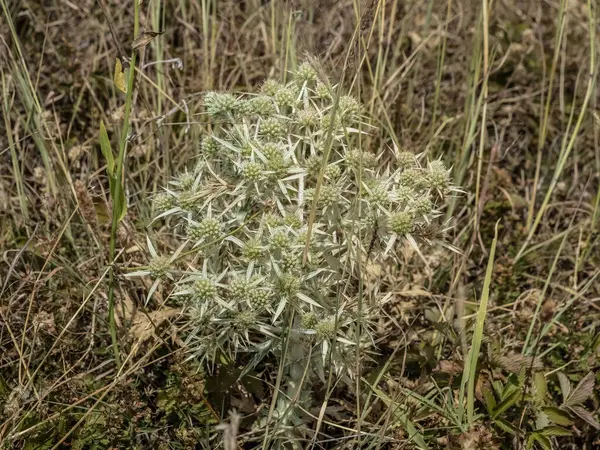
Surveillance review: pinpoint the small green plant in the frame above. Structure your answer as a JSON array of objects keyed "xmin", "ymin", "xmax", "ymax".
[
  {"xmin": 480, "ymin": 369, "xmax": 599, "ymax": 449},
  {"xmin": 133, "ymin": 61, "xmax": 456, "ymax": 442}
]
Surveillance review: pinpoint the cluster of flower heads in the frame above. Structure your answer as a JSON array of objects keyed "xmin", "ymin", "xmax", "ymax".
[{"xmin": 142, "ymin": 62, "xmax": 456, "ymax": 382}]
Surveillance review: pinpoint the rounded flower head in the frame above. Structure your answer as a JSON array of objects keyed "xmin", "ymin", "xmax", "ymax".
[
  {"xmin": 149, "ymin": 255, "xmax": 171, "ymax": 279},
  {"xmin": 188, "ymin": 218, "xmax": 222, "ymax": 242},
  {"xmin": 192, "ymin": 278, "xmax": 217, "ymax": 303},
  {"xmin": 296, "ymin": 62, "xmax": 317, "ymax": 82},
  {"xmin": 153, "ymin": 192, "xmax": 174, "ymax": 213},
  {"xmin": 234, "ymin": 310, "xmax": 257, "ymax": 330},
  {"xmin": 317, "ymin": 184, "xmax": 341, "ymax": 207},
  {"xmin": 397, "ymin": 151, "xmax": 417, "ymax": 169},
  {"xmin": 260, "ymin": 117, "xmax": 286, "ymax": 139},
  {"xmin": 395, "ymin": 185, "xmax": 414, "ymax": 206},
  {"xmin": 410, "ymin": 196, "xmax": 433, "ymax": 216},
  {"xmin": 315, "ymin": 82, "xmax": 330, "ymax": 100},
  {"xmin": 261, "ymin": 79, "xmax": 282, "ymax": 96},
  {"xmin": 242, "ymin": 238, "xmax": 263, "ymax": 261},
  {"xmin": 301, "ymin": 312, "xmax": 318, "ymax": 329},
  {"xmin": 346, "ymin": 149, "xmax": 376, "ymax": 170},
  {"xmin": 270, "ymin": 231, "xmax": 291, "ymax": 250},
  {"xmin": 229, "ymin": 277, "xmax": 250, "ymax": 301},
  {"xmin": 240, "ymin": 95, "xmax": 276, "ymax": 117},
  {"xmin": 398, "ymin": 168, "xmax": 424, "ymax": 188},
  {"xmin": 315, "ymin": 318, "xmax": 336, "ymax": 339},
  {"xmin": 426, "ymin": 160, "xmax": 450, "ymax": 190},
  {"xmin": 284, "ymin": 213, "xmax": 302, "ymax": 229},
  {"xmin": 389, "ymin": 211, "xmax": 414, "ymax": 236},
  {"xmin": 367, "ymin": 182, "xmax": 389, "ymax": 206},
  {"xmin": 200, "ymin": 135, "xmax": 220, "ymax": 155},
  {"xmin": 297, "ymin": 108, "xmax": 319, "ymax": 128},
  {"xmin": 249, "ymin": 288, "xmax": 272, "ymax": 311},
  {"xmin": 277, "ymin": 273, "xmax": 300, "ymax": 297},
  {"xmin": 177, "ymin": 191, "xmax": 198, "ymax": 211},
  {"xmin": 338, "ymin": 95, "xmax": 360, "ymax": 125},
  {"xmin": 274, "ymin": 85, "xmax": 299, "ymax": 108},
  {"xmin": 242, "ymin": 161, "xmax": 264, "ymax": 182},
  {"xmin": 264, "ymin": 212, "xmax": 283, "ymax": 228},
  {"xmin": 281, "ymin": 251, "xmax": 300, "ymax": 271},
  {"xmin": 177, "ymin": 171, "xmax": 196, "ymax": 190},
  {"xmin": 321, "ymin": 112, "xmax": 341, "ymax": 130},
  {"xmin": 204, "ymin": 91, "xmax": 239, "ymax": 117},
  {"xmin": 324, "ymin": 164, "xmax": 341, "ymax": 180},
  {"xmin": 305, "ymin": 154, "xmax": 323, "ymax": 176}
]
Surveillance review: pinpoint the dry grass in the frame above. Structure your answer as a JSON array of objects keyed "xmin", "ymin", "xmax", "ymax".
[{"xmin": 1, "ymin": 0, "xmax": 599, "ymax": 448}]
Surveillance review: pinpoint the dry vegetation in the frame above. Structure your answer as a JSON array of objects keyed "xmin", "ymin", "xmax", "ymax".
[{"xmin": 1, "ymin": 0, "xmax": 599, "ymax": 448}]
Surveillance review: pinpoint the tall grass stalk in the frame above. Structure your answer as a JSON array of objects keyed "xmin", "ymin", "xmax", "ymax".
[
  {"xmin": 515, "ymin": 0, "xmax": 596, "ymax": 261},
  {"xmin": 107, "ymin": 0, "xmax": 141, "ymax": 367}
]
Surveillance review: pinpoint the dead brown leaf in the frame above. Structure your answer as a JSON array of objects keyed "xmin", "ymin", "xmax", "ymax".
[
  {"xmin": 132, "ymin": 31, "xmax": 165, "ymax": 51},
  {"xmin": 130, "ymin": 307, "xmax": 182, "ymax": 345}
]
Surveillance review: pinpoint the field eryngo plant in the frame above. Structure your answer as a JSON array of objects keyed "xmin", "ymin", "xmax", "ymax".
[{"xmin": 140, "ymin": 61, "xmax": 455, "ymax": 427}]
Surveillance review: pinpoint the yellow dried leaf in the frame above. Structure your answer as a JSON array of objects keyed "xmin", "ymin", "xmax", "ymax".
[{"xmin": 114, "ymin": 58, "xmax": 127, "ymax": 93}]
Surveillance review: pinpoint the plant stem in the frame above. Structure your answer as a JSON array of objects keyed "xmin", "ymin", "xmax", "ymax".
[{"xmin": 107, "ymin": 0, "xmax": 140, "ymax": 367}]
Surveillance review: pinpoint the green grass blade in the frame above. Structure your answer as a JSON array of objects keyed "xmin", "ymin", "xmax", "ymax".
[{"xmin": 459, "ymin": 221, "xmax": 499, "ymax": 426}]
